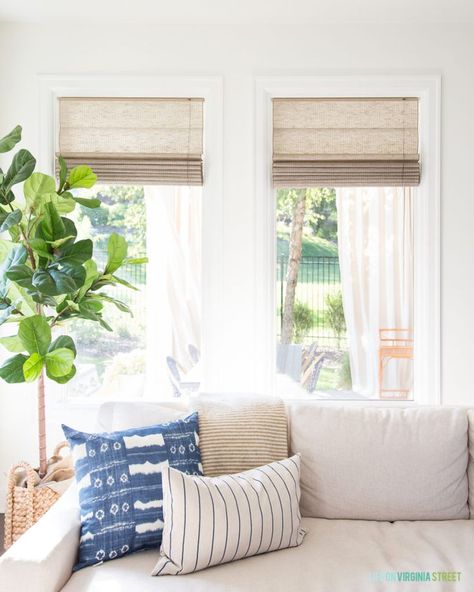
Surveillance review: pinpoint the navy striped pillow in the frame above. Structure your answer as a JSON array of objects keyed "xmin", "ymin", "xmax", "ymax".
[
  {"xmin": 63, "ymin": 413, "xmax": 202, "ymax": 570},
  {"xmin": 152, "ymin": 454, "xmax": 306, "ymax": 575}
]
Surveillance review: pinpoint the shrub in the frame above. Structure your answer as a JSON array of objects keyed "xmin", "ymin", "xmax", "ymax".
[
  {"xmin": 325, "ymin": 291, "xmax": 346, "ymax": 349},
  {"xmin": 337, "ymin": 351, "xmax": 352, "ymax": 389},
  {"xmin": 293, "ymin": 301, "xmax": 315, "ymax": 343}
]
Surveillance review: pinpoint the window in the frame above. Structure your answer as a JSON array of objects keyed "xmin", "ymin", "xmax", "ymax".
[
  {"xmin": 56, "ymin": 184, "xmax": 202, "ymax": 401},
  {"xmin": 276, "ymin": 185, "xmax": 413, "ymax": 401},
  {"xmin": 265, "ymin": 90, "xmax": 434, "ymax": 402},
  {"xmin": 50, "ymin": 95, "xmax": 205, "ymax": 401}
]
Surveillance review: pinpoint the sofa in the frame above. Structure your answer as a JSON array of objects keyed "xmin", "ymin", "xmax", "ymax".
[{"xmin": 1, "ymin": 399, "xmax": 474, "ymax": 591}]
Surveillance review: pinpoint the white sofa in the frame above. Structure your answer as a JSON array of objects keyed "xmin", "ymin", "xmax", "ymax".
[{"xmin": 1, "ymin": 400, "xmax": 474, "ymax": 592}]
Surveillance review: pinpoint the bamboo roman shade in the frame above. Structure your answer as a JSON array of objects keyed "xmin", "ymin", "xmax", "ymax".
[
  {"xmin": 272, "ymin": 97, "xmax": 420, "ymax": 187},
  {"xmin": 58, "ymin": 97, "xmax": 204, "ymax": 185}
]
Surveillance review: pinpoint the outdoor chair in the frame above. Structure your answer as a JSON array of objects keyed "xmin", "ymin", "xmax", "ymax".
[{"xmin": 378, "ymin": 328, "xmax": 414, "ymax": 399}]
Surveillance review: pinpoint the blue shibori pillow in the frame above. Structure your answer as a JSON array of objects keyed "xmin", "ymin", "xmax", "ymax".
[{"xmin": 63, "ymin": 413, "xmax": 202, "ymax": 570}]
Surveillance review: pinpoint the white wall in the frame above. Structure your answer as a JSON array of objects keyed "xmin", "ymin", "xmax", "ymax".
[{"xmin": 1, "ymin": 22, "xmax": 474, "ymax": 506}]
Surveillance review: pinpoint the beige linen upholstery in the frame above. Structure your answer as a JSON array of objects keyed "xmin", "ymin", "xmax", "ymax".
[
  {"xmin": 0, "ymin": 484, "xmax": 80, "ymax": 592},
  {"xmin": 61, "ymin": 517, "xmax": 474, "ymax": 592},
  {"xmin": 194, "ymin": 397, "xmax": 288, "ymax": 476},
  {"xmin": 96, "ymin": 399, "xmax": 190, "ymax": 432},
  {"xmin": 468, "ymin": 410, "xmax": 474, "ymax": 518},
  {"xmin": 289, "ymin": 404, "xmax": 469, "ymax": 520}
]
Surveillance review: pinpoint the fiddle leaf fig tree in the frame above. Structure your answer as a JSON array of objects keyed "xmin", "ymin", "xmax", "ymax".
[{"xmin": 0, "ymin": 125, "xmax": 144, "ymax": 477}]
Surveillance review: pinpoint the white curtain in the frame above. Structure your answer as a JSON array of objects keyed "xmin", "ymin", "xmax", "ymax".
[
  {"xmin": 144, "ymin": 186, "xmax": 201, "ymax": 397},
  {"xmin": 336, "ymin": 187, "xmax": 413, "ymax": 396}
]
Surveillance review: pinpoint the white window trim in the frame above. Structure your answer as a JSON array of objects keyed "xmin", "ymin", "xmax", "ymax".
[
  {"xmin": 255, "ymin": 75, "xmax": 441, "ymax": 405},
  {"xmin": 38, "ymin": 74, "xmax": 224, "ymax": 399}
]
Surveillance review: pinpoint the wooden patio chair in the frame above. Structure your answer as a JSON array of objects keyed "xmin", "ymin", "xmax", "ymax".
[
  {"xmin": 301, "ymin": 351, "xmax": 325, "ymax": 393},
  {"xmin": 378, "ymin": 328, "xmax": 414, "ymax": 399}
]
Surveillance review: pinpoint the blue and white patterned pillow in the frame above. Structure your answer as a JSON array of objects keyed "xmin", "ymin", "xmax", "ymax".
[{"xmin": 63, "ymin": 413, "xmax": 202, "ymax": 570}]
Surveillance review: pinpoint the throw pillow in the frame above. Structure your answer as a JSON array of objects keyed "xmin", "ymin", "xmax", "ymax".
[
  {"xmin": 195, "ymin": 396, "xmax": 288, "ymax": 476},
  {"xmin": 63, "ymin": 413, "xmax": 202, "ymax": 571},
  {"xmin": 152, "ymin": 454, "xmax": 306, "ymax": 575}
]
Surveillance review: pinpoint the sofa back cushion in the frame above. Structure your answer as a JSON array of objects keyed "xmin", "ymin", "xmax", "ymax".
[
  {"xmin": 97, "ymin": 400, "xmax": 189, "ymax": 432},
  {"xmin": 288, "ymin": 404, "xmax": 469, "ymax": 521},
  {"xmin": 468, "ymin": 410, "xmax": 474, "ymax": 518}
]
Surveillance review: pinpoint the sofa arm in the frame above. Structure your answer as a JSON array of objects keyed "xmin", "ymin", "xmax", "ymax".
[{"xmin": 0, "ymin": 484, "xmax": 80, "ymax": 592}]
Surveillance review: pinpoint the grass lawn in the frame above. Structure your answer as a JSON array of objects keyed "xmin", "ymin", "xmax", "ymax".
[
  {"xmin": 277, "ymin": 232, "xmax": 338, "ymax": 258},
  {"xmin": 316, "ymin": 366, "xmax": 339, "ymax": 390}
]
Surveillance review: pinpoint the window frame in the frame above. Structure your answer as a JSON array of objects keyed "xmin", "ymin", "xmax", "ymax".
[
  {"xmin": 38, "ymin": 74, "xmax": 224, "ymax": 401},
  {"xmin": 255, "ymin": 75, "xmax": 441, "ymax": 405}
]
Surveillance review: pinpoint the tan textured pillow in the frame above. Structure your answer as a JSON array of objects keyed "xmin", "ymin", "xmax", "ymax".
[{"xmin": 194, "ymin": 397, "xmax": 288, "ymax": 476}]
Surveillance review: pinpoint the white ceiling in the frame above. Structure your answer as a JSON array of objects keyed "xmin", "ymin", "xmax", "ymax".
[{"xmin": 1, "ymin": 0, "xmax": 474, "ymax": 25}]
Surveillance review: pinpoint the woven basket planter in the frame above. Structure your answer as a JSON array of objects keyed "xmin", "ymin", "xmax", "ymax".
[{"xmin": 4, "ymin": 441, "xmax": 71, "ymax": 550}]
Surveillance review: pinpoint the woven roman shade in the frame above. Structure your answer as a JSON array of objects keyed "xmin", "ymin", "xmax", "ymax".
[
  {"xmin": 272, "ymin": 97, "xmax": 420, "ymax": 187},
  {"xmin": 58, "ymin": 97, "xmax": 204, "ymax": 185}
]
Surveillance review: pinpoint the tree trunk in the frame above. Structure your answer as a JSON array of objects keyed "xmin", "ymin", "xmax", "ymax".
[
  {"xmin": 281, "ymin": 189, "xmax": 306, "ymax": 344},
  {"xmin": 38, "ymin": 366, "xmax": 47, "ymax": 478}
]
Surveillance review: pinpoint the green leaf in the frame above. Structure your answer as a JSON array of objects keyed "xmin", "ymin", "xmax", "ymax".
[
  {"xmin": 0, "ymin": 353, "xmax": 28, "ymax": 383},
  {"xmin": 61, "ymin": 264, "xmax": 86, "ymax": 289},
  {"xmin": 24, "ymin": 173, "xmax": 56, "ymax": 207},
  {"xmin": 125, "ymin": 256, "xmax": 148, "ymax": 265},
  {"xmin": 28, "ymin": 291, "xmax": 57, "ymax": 307},
  {"xmin": 29, "ymin": 238, "xmax": 53, "ymax": 260},
  {"xmin": 40, "ymin": 202, "xmax": 66, "ymax": 242},
  {"xmin": 0, "ymin": 244, "xmax": 28, "ymax": 296},
  {"xmin": 32, "ymin": 268, "xmax": 77, "ymax": 296},
  {"xmin": 99, "ymin": 318, "xmax": 113, "ymax": 332},
  {"xmin": 77, "ymin": 259, "xmax": 98, "ymax": 300},
  {"xmin": 49, "ymin": 335, "xmax": 77, "ymax": 356},
  {"xmin": 4, "ymin": 149, "xmax": 36, "ymax": 190},
  {"xmin": 110, "ymin": 275, "xmax": 138, "ymax": 291},
  {"xmin": 0, "ymin": 190, "xmax": 16, "ymax": 206},
  {"xmin": 57, "ymin": 239, "xmax": 93, "ymax": 266},
  {"xmin": 8, "ymin": 224, "xmax": 20, "ymax": 242},
  {"xmin": 93, "ymin": 293, "xmax": 132, "ymax": 315},
  {"xmin": 46, "ymin": 235, "xmax": 75, "ymax": 249},
  {"xmin": 105, "ymin": 233, "xmax": 127, "ymax": 274},
  {"xmin": 7, "ymin": 285, "xmax": 36, "ymax": 317},
  {"xmin": 47, "ymin": 364, "xmax": 76, "ymax": 384},
  {"xmin": 64, "ymin": 299, "xmax": 80, "ymax": 312},
  {"xmin": 91, "ymin": 273, "xmax": 138, "ymax": 292},
  {"xmin": 0, "ymin": 125, "xmax": 22, "ymax": 154},
  {"xmin": 73, "ymin": 197, "xmax": 101, "ymax": 208},
  {"xmin": 0, "ymin": 335, "xmax": 25, "ymax": 353},
  {"xmin": 79, "ymin": 298, "xmax": 103, "ymax": 314},
  {"xmin": 23, "ymin": 353, "xmax": 44, "ymax": 382},
  {"xmin": 67, "ymin": 166, "xmax": 97, "ymax": 189},
  {"xmin": 0, "ymin": 209, "xmax": 22, "ymax": 233},
  {"xmin": 58, "ymin": 156, "xmax": 67, "ymax": 190},
  {"xmin": 5, "ymin": 264, "xmax": 34, "ymax": 288},
  {"xmin": 46, "ymin": 192, "xmax": 76, "ymax": 214},
  {"xmin": 18, "ymin": 314, "xmax": 51, "ymax": 355},
  {"xmin": 45, "ymin": 347, "xmax": 74, "ymax": 378},
  {"xmin": 61, "ymin": 218, "xmax": 78, "ymax": 244}
]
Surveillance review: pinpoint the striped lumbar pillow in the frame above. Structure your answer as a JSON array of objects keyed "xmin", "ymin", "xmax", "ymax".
[
  {"xmin": 152, "ymin": 454, "xmax": 306, "ymax": 575},
  {"xmin": 195, "ymin": 397, "xmax": 289, "ymax": 477}
]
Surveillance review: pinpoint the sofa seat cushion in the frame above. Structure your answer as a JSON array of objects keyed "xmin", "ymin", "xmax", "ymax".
[{"xmin": 61, "ymin": 517, "xmax": 474, "ymax": 592}]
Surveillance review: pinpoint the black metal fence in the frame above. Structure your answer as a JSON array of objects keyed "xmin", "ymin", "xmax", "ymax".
[{"xmin": 277, "ymin": 256, "xmax": 347, "ymax": 349}]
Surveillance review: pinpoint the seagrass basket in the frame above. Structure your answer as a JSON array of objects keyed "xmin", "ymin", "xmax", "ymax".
[{"xmin": 4, "ymin": 441, "xmax": 71, "ymax": 549}]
